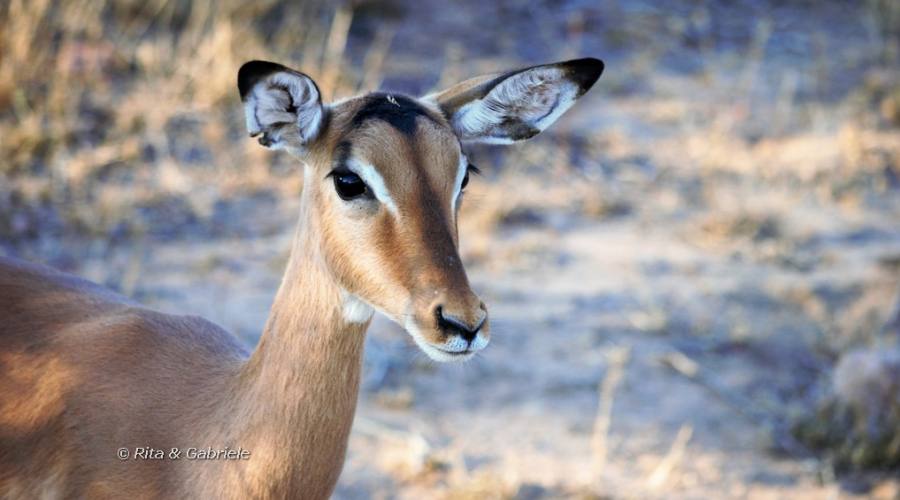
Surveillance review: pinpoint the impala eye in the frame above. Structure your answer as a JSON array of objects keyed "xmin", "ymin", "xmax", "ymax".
[
  {"xmin": 333, "ymin": 171, "xmax": 368, "ymax": 200},
  {"xmin": 461, "ymin": 163, "xmax": 480, "ymax": 190}
]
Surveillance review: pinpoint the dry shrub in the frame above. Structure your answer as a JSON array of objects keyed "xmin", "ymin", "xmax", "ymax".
[
  {"xmin": 695, "ymin": 211, "xmax": 782, "ymax": 245},
  {"xmin": 0, "ymin": 0, "xmax": 365, "ymax": 243},
  {"xmin": 441, "ymin": 471, "xmax": 515, "ymax": 500},
  {"xmin": 794, "ymin": 296, "xmax": 900, "ymax": 472},
  {"xmin": 794, "ymin": 346, "xmax": 900, "ymax": 471}
]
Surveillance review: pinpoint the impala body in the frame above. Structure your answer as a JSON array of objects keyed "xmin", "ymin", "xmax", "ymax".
[{"xmin": 0, "ymin": 57, "xmax": 603, "ymax": 498}]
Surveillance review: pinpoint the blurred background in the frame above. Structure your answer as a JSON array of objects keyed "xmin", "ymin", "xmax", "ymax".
[{"xmin": 1, "ymin": 0, "xmax": 899, "ymax": 497}]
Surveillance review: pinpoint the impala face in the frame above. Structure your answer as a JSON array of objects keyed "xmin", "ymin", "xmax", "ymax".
[
  {"xmin": 239, "ymin": 57, "xmax": 603, "ymax": 361},
  {"xmin": 309, "ymin": 95, "xmax": 487, "ymax": 362}
]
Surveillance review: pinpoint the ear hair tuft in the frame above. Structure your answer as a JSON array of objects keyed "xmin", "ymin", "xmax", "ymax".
[
  {"xmin": 258, "ymin": 133, "xmax": 274, "ymax": 147},
  {"xmin": 237, "ymin": 60, "xmax": 324, "ymax": 153}
]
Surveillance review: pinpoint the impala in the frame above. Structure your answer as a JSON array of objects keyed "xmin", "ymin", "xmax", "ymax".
[{"xmin": 0, "ymin": 57, "xmax": 603, "ymax": 498}]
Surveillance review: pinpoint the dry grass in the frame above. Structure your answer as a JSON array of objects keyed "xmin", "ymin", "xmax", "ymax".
[
  {"xmin": 590, "ymin": 346, "xmax": 630, "ymax": 487},
  {"xmin": 2, "ymin": 0, "xmax": 900, "ymax": 496},
  {"xmin": 0, "ymin": 0, "xmax": 378, "ymax": 244}
]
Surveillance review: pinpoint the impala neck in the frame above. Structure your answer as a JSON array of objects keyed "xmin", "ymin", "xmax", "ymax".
[{"xmin": 223, "ymin": 197, "xmax": 370, "ymax": 497}]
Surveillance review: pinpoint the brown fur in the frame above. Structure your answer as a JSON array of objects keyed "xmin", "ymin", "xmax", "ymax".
[
  {"xmin": 0, "ymin": 98, "xmax": 476, "ymax": 500},
  {"xmin": 313, "ymin": 100, "xmax": 488, "ymax": 342},
  {"xmin": 0, "ymin": 57, "xmax": 602, "ymax": 499},
  {"xmin": 0, "ymin": 224, "xmax": 364, "ymax": 499}
]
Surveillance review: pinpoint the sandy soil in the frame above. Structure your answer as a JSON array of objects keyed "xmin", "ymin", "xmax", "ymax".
[
  {"xmin": 3, "ymin": 0, "xmax": 899, "ymax": 497},
  {"xmin": 91, "ymin": 207, "xmax": 896, "ymax": 499}
]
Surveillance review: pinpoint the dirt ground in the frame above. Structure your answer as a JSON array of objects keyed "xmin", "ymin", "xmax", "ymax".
[
  {"xmin": 2, "ymin": 0, "xmax": 900, "ymax": 498},
  {"xmin": 80, "ymin": 170, "xmax": 900, "ymax": 498}
]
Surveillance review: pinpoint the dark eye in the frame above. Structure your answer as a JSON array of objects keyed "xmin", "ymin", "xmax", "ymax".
[
  {"xmin": 333, "ymin": 172, "xmax": 368, "ymax": 200},
  {"xmin": 461, "ymin": 163, "xmax": 480, "ymax": 191}
]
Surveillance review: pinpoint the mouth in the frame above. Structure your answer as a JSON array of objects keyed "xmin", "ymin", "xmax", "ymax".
[
  {"xmin": 435, "ymin": 346, "xmax": 474, "ymax": 356},
  {"xmin": 409, "ymin": 335, "xmax": 481, "ymax": 362},
  {"xmin": 420, "ymin": 343, "xmax": 477, "ymax": 362},
  {"xmin": 403, "ymin": 318, "xmax": 488, "ymax": 362}
]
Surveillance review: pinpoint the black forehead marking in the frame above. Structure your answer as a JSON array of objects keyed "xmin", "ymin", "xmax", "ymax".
[
  {"xmin": 333, "ymin": 140, "xmax": 353, "ymax": 168},
  {"xmin": 351, "ymin": 93, "xmax": 439, "ymax": 136}
]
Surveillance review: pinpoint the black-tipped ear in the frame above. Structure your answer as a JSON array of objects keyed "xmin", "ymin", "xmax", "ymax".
[
  {"xmin": 558, "ymin": 58, "xmax": 604, "ymax": 97},
  {"xmin": 238, "ymin": 60, "xmax": 294, "ymax": 101},
  {"xmin": 425, "ymin": 57, "xmax": 605, "ymax": 144},
  {"xmin": 237, "ymin": 60, "xmax": 324, "ymax": 154}
]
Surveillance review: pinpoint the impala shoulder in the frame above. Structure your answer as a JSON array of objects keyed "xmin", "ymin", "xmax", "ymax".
[
  {"xmin": 0, "ymin": 255, "xmax": 136, "ymax": 306},
  {"xmin": 56, "ymin": 308, "xmax": 248, "ymax": 371}
]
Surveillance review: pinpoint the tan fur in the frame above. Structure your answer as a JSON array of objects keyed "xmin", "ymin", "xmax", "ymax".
[
  {"xmin": 316, "ymin": 104, "xmax": 486, "ymax": 340},
  {"xmin": 1, "ymin": 57, "xmax": 601, "ymax": 499},
  {"xmin": 0, "ymin": 100, "xmax": 476, "ymax": 500},
  {"xmin": 0, "ymin": 204, "xmax": 365, "ymax": 499}
]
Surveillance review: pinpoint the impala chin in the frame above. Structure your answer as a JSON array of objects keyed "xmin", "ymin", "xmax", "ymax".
[{"xmin": 404, "ymin": 317, "xmax": 490, "ymax": 363}]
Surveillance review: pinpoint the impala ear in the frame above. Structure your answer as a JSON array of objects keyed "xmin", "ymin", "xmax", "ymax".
[
  {"xmin": 238, "ymin": 60, "xmax": 325, "ymax": 154},
  {"xmin": 425, "ymin": 58, "xmax": 604, "ymax": 144}
]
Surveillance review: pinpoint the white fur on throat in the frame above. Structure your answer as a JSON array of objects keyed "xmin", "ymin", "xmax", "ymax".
[{"xmin": 341, "ymin": 290, "xmax": 374, "ymax": 324}]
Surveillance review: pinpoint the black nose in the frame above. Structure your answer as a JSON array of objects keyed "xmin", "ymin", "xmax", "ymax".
[{"xmin": 435, "ymin": 305, "xmax": 484, "ymax": 342}]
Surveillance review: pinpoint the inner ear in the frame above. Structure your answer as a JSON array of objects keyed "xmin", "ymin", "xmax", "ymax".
[
  {"xmin": 427, "ymin": 58, "xmax": 604, "ymax": 144},
  {"xmin": 238, "ymin": 60, "xmax": 325, "ymax": 153}
]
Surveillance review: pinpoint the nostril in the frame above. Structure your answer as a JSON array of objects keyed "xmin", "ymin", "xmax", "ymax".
[{"xmin": 435, "ymin": 305, "xmax": 482, "ymax": 342}]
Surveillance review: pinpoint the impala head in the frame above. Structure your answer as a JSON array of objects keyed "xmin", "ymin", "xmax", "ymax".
[{"xmin": 238, "ymin": 58, "xmax": 603, "ymax": 361}]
